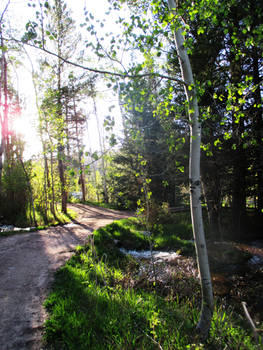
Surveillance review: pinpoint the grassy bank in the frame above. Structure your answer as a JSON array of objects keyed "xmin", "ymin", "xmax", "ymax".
[
  {"xmin": 0, "ymin": 207, "xmax": 77, "ymax": 237},
  {"xmin": 43, "ymin": 217, "xmax": 259, "ymax": 349}
]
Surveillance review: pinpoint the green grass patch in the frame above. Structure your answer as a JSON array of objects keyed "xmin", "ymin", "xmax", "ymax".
[
  {"xmin": 34, "ymin": 207, "xmax": 77, "ymax": 227},
  {"xmin": 0, "ymin": 207, "xmax": 77, "ymax": 237},
  {"xmin": 43, "ymin": 218, "xmax": 259, "ymax": 349},
  {"xmin": 44, "ymin": 244, "xmax": 193, "ymax": 349}
]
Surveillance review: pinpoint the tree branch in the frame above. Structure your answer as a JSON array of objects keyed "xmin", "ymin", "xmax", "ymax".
[
  {"xmin": 5, "ymin": 36, "xmax": 188, "ymax": 86},
  {"xmin": 241, "ymin": 301, "xmax": 263, "ymax": 344},
  {"xmin": 0, "ymin": 0, "xmax": 11, "ymax": 25}
]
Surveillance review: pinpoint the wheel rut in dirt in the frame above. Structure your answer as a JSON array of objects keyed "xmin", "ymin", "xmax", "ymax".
[{"xmin": 0, "ymin": 204, "xmax": 131, "ymax": 350}]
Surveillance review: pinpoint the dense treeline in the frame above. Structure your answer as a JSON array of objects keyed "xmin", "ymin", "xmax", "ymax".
[{"xmin": 107, "ymin": 0, "xmax": 263, "ymax": 240}]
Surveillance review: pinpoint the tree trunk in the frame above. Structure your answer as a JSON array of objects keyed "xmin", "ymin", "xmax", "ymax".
[
  {"xmin": 49, "ymin": 148, "xmax": 57, "ymax": 214},
  {"xmin": 168, "ymin": 0, "xmax": 214, "ymax": 339},
  {"xmin": 0, "ymin": 23, "xmax": 3, "ymax": 190},
  {"xmin": 252, "ymin": 47, "xmax": 263, "ymax": 214},
  {"xmin": 73, "ymin": 94, "xmax": 86, "ymax": 202},
  {"xmin": 56, "ymin": 0, "xmax": 67, "ymax": 214},
  {"xmin": 29, "ymin": 59, "xmax": 49, "ymax": 221},
  {"xmin": 0, "ymin": 32, "xmax": 8, "ymax": 198},
  {"xmin": 93, "ymin": 97, "xmax": 109, "ymax": 203},
  {"xmin": 231, "ymin": 140, "xmax": 246, "ymax": 237},
  {"xmin": 3, "ymin": 52, "xmax": 9, "ymax": 162},
  {"xmin": 19, "ymin": 157, "xmax": 37, "ymax": 227},
  {"xmin": 201, "ymin": 166, "xmax": 222, "ymax": 239},
  {"xmin": 43, "ymin": 150, "xmax": 50, "ymax": 219},
  {"xmin": 58, "ymin": 145, "xmax": 67, "ymax": 213},
  {"xmin": 229, "ymin": 39, "xmax": 247, "ymax": 236}
]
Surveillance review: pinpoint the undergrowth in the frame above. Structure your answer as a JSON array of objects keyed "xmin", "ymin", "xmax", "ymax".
[{"xmin": 43, "ymin": 218, "xmax": 260, "ymax": 349}]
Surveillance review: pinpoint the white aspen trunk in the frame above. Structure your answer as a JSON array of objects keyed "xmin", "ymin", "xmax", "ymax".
[{"xmin": 168, "ymin": 0, "xmax": 214, "ymax": 339}]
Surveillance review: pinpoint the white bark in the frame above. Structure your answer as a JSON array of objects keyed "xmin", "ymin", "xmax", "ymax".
[{"xmin": 168, "ymin": 0, "xmax": 214, "ymax": 338}]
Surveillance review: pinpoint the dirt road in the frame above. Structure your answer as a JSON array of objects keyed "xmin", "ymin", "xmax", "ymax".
[{"xmin": 0, "ymin": 204, "xmax": 131, "ymax": 350}]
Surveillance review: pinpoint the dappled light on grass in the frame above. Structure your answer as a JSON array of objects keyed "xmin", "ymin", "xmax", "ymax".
[
  {"xmin": 44, "ymin": 252, "xmax": 192, "ymax": 349},
  {"xmin": 43, "ymin": 218, "xmax": 261, "ymax": 349},
  {"xmin": 0, "ymin": 208, "xmax": 77, "ymax": 237}
]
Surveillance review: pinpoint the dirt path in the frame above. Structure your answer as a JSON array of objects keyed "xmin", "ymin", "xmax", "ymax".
[{"xmin": 0, "ymin": 204, "xmax": 132, "ymax": 350}]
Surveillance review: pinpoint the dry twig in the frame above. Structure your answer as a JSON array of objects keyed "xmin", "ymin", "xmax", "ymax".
[{"xmin": 241, "ymin": 301, "xmax": 263, "ymax": 345}]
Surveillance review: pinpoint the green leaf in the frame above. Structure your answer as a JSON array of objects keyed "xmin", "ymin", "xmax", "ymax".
[
  {"xmin": 92, "ymin": 152, "xmax": 99, "ymax": 161},
  {"xmin": 197, "ymin": 27, "xmax": 204, "ymax": 35}
]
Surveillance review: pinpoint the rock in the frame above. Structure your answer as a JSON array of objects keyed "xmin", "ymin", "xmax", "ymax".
[{"xmin": 0, "ymin": 225, "xmax": 14, "ymax": 232}]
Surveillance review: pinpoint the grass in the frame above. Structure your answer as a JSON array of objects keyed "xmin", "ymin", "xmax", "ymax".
[
  {"xmin": 150, "ymin": 212, "xmax": 194, "ymax": 255},
  {"xmin": 68, "ymin": 197, "xmax": 122, "ymax": 210},
  {"xmin": 43, "ymin": 217, "xmax": 260, "ymax": 349},
  {"xmin": 0, "ymin": 207, "xmax": 77, "ymax": 237},
  {"xmin": 33, "ymin": 207, "xmax": 77, "ymax": 227}
]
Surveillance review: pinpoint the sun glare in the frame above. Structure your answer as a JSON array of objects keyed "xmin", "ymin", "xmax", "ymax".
[
  {"xmin": 12, "ymin": 115, "xmax": 27, "ymax": 137},
  {"xmin": 12, "ymin": 112, "xmax": 42, "ymax": 159}
]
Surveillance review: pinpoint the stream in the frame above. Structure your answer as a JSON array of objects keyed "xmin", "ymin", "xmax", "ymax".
[
  {"xmin": 120, "ymin": 240, "xmax": 263, "ymax": 322},
  {"xmin": 0, "ymin": 225, "xmax": 36, "ymax": 233},
  {"xmin": 120, "ymin": 240, "xmax": 263, "ymax": 269}
]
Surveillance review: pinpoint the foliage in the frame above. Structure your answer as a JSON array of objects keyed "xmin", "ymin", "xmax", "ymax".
[
  {"xmin": 106, "ymin": 0, "xmax": 263, "ymax": 238},
  {"xmin": 0, "ymin": 157, "xmax": 77, "ymax": 229},
  {"xmin": 108, "ymin": 73, "xmax": 189, "ymax": 210},
  {"xmin": 0, "ymin": 160, "xmax": 29, "ymax": 224}
]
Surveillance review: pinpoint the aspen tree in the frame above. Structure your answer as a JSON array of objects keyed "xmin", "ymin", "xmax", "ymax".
[{"xmin": 168, "ymin": 0, "xmax": 214, "ymax": 339}]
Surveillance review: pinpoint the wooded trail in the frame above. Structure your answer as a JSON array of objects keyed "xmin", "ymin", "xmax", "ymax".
[{"xmin": 0, "ymin": 204, "xmax": 131, "ymax": 350}]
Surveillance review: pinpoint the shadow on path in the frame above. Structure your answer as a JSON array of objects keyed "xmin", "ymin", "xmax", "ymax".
[{"xmin": 0, "ymin": 203, "xmax": 132, "ymax": 350}]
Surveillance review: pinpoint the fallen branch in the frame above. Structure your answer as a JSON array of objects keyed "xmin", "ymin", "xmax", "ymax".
[
  {"xmin": 241, "ymin": 301, "xmax": 263, "ymax": 344},
  {"xmin": 139, "ymin": 328, "xmax": 164, "ymax": 350}
]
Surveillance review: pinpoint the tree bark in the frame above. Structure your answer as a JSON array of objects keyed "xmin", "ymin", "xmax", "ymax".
[
  {"xmin": 168, "ymin": 0, "xmax": 214, "ymax": 339},
  {"xmin": 93, "ymin": 97, "xmax": 109, "ymax": 203},
  {"xmin": 228, "ymin": 36, "xmax": 247, "ymax": 235},
  {"xmin": 201, "ymin": 164, "xmax": 222, "ymax": 239},
  {"xmin": 0, "ymin": 44, "xmax": 4, "ymax": 191},
  {"xmin": 0, "ymin": 22, "xmax": 8, "ymax": 190},
  {"xmin": 58, "ymin": 145, "xmax": 67, "ymax": 213},
  {"xmin": 73, "ymin": 94, "xmax": 86, "ymax": 202},
  {"xmin": 19, "ymin": 157, "xmax": 37, "ymax": 227},
  {"xmin": 49, "ymin": 147, "xmax": 57, "ymax": 213},
  {"xmin": 252, "ymin": 47, "xmax": 263, "ymax": 214},
  {"xmin": 56, "ymin": 0, "xmax": 67, "ymax": 214}
]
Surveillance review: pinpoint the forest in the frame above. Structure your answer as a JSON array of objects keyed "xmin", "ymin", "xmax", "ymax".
[{"xmin": 0, "ymin": 0, "xmax": 262, "ymax": 349}]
